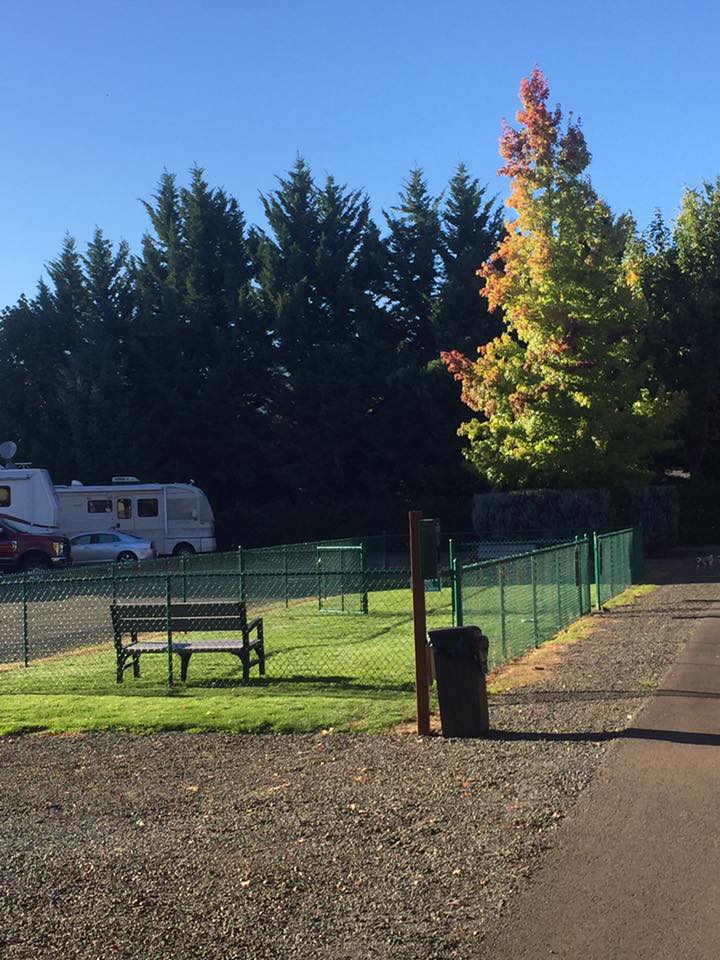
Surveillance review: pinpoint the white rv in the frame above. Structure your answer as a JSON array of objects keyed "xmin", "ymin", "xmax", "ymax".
[
  {"xmin": 0, "ymin": 465, "xmax": 60, "ymax": 534},
  {"xmin": 0, "ymin": 443, "xmax": 216, "ymax": 555},
  {"xmin": 54, "ymin": 479, "xmax": 216, "ymax": 556}
]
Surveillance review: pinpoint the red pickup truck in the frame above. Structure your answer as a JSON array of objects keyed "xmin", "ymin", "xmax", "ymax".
[{"xmin": 0, "ymin": 518, "xmax": 71, "ymax": 573}]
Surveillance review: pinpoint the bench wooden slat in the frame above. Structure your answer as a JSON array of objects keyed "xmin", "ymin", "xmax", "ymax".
[
  {"xmin": 116, "ymin": 616, "xmax": 250, "ymax": 633},
  {"xmin": 114, "ymin": 601, "xmax": 246, "ymax": 619}
]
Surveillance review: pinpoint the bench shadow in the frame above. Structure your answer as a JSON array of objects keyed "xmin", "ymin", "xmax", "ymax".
[{"xmin": 185, "ymin": 674, "xmax": 415, "ymax": 693}]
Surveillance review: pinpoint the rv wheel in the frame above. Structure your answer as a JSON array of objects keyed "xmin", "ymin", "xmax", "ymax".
[{"xmin": 173, "ymin": 543, "xmax": 196, "ymax": 557}]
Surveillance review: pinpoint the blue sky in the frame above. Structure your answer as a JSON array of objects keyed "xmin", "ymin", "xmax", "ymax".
[{"xmin": 1, "ymin": 0, "xmax": 717, "ymax": 307}]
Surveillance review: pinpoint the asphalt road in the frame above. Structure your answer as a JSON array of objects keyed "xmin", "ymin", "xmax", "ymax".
[{"xmin": 485, "ymin": 594, "xmax": 720, "ymax": 959}]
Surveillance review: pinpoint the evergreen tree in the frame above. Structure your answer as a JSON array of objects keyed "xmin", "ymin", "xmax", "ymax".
[
  {"xmin": 0, "ymin": 237, "xmax": 89, "ymax": 479},
  {"xmin": 384, "ymin": 169, "xmax": 441, "ymax": 363},
  {"xmin": 0, "ymin": 288, "xmax": 72, "ymax": 472},
  {"xmin": 253, "ymin": 158, "xmax": 390, "ymax": 526},
  {"xmin": 435, "ymin": 162, "xmax": 503, "ymax": 355},
  {"xmin": 60, "ymin": 230, "xmax": 136, "ymax": 478},
  {"xmin": 641, "ymin": 188, "xmax": 720, "ymax": 478},
  {"xmin": 133, "ymin": 168, "xmax": 274, "ymax": 524}
]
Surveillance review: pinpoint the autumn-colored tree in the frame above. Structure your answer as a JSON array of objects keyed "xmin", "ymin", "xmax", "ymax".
[{"xmin": 443, "ymin": 68, "xmax": 681, "ymax": 488}]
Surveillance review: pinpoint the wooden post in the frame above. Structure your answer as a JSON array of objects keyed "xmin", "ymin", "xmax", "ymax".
[{"xmin": 409, "ymin": 510, "xmax": 430, "ymax": 736}]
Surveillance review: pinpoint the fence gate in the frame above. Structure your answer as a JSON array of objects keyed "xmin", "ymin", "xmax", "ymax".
[{"xmin": 317, "ymin": 545, "xmax": 368, "ymax": 614}]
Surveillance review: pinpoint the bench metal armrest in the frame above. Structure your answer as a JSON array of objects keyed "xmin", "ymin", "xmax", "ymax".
[{"xmin": 246, "ymin": 617, "xmax": 263, "ymax": 640}]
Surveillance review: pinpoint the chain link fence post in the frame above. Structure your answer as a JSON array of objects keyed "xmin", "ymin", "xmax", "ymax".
[
  {"xmin": 453, "ymin": 557, "xmax": 463, "ymax": 627},
  {"xmin": 448, "ymin": 538, "xmax": 456, "ymax": 626},
  {"xmin": 361, "ymin": 542, "xmax": 369, "ymax": 615},
  {"xmin": 165, "ymin": 574, "xmax": 174, "ymax": 687},
  {"xmin": 531, "ymin": 554, "xmax": 539, "ymax": 646},
  {"xmin": 499, "ymin": 565, "xmax": 507, "ymax": 662},
  {"xmin": 283, "ymin": 544, "xmax": 289, "ymax": 608},
  {"xmin": 22, "ymin": 573, "xmax": 29, "ymax": 667},
  {"xmin": 237, "ymin": 546, "xmax": 245, "ymax": 605}
]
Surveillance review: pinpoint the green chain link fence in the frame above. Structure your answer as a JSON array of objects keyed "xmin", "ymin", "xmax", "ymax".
[
  {"xmin": 0, "ymin": 526, "xmax": 642, "ymax": 697},
  {"xmin": 594, "ymin": 526, "xmax": 643, "ymax": 610},
  {"xmin": 455, "ymin": 526, "xmax": 643, "ymax": 672},
  {"xmin": 455, "ymin": 537, "xmax": 593, "ymax": 671}
]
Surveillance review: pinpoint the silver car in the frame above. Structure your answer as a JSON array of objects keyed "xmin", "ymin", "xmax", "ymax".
[{"xmin": 70, "ymin": 531, "xmax": 156, "ymax": 565}]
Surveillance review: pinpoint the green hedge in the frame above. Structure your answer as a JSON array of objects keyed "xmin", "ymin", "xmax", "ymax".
[{"xmin": 472, "ymin": 486, "xmax": 678, "ymax": 549}]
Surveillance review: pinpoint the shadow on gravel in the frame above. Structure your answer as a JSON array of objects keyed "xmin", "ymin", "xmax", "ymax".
[
  {"xmin": 673, "ymin": 614, "xmax": 720, "ymax": 619},
  {"xmin": 489, "ymin": 727, "xmax": 720, "ymax": 746},
  {"xmin": 600, "ymin": 609, "xmax": 714, "ymax": 619},
  {"xmin": 492, "ymin": 687, "xmax": 720, "ymax": 706}
]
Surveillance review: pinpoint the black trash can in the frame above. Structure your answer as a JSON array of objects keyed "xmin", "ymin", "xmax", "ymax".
[{"xmin": 428, "ymin": 625, "xmax": 490, "ymax": 737}]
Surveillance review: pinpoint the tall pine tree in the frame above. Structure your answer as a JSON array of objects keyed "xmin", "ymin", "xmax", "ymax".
[{"xmin": 253, "ymin": 158, "xmax": 390, "ymax": 533}]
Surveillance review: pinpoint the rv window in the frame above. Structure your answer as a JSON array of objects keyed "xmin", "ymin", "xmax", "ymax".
[
  {"xmin": 0, "ymin": 486, "xmax": 10, "ymax": 507},
  {"xmin": 88, "ymin": 499, "xmax": 112, "ymax": 514},
  {"xmin": 138, "ymin": 498, "xmax": 159, "ymax": 518},
  {"xmin": 117, "ymin": 498, "xmax": 133, "ymax": 520},
  {"xmin": 167, "ymin": 497, "xmax": 196, "ymax": 521}
]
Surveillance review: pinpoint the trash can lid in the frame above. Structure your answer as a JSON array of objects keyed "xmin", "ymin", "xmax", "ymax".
[{"xmin": 427, "ymin": 625, "xmax": 489, "ymax": 661}]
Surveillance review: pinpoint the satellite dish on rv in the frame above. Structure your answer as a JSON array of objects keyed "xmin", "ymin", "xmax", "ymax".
[{"xmin": 0, "ymin": 441, "xmax": 17, "ymax": 464}]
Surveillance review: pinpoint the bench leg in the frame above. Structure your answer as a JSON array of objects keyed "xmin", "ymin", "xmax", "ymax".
[
  {"xmin": 179, "ymin": 652, "xmax": 192, "ymax": 683},
  {"xmin": 132, "ymin": 653, "xmax": 141, "ymax": 679},
  {"xmin": 257, "ymin": 622, "xmax": 265, "ymax": 675},
  {"xmin": 116, "ymin": 655, "xmax": 125, "ymax": 684}
]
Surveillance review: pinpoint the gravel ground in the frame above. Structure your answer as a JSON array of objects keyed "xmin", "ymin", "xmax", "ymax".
[{"xmin": 0, "ymin": 560, "xmax": 716, "ymax": 960}]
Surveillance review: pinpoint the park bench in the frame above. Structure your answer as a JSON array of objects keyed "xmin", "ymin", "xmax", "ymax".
[{"xmin": 111, "ymin": 600, "xmax": 265, "ymax": 683}]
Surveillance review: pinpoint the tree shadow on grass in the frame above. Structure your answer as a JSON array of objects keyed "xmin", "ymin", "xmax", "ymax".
[{"xmin": 185, "ymin": 673, "xmax": 415, "ymax": 694}]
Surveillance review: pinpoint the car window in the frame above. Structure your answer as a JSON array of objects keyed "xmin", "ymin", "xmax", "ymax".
[
  {"xmin": 95, "ymin": 533, "xmax": 118, "ymax": 544},
  {"xmin": 0, "ymin": 486, "xmax": 10, "ymax": 507},
  {"xmin": 72, "ymin": 535, "xmax": 93, "ymax": 545}
]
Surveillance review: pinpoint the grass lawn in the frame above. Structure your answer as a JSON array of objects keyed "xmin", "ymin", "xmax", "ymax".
[
  {"xmin": 0, "ymin": 586, "xmax": 450, "ymax": 735},
  {"xmin": 0, "ymin": 575, "xmax": 645, "ymax": 736}
]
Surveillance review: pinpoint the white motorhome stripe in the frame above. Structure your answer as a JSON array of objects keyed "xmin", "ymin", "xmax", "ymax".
[{"xmin": 0, "ymin": 513, "xmax": 59, "ymax": 530}]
